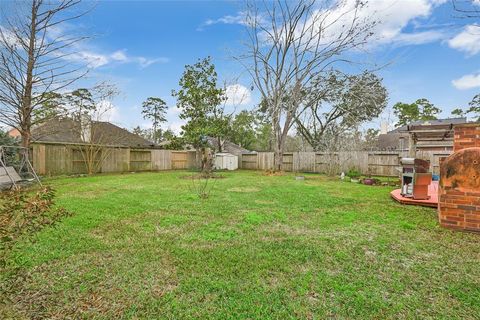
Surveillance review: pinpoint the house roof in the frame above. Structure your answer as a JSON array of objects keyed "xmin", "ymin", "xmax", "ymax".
[
  {"xmin": 32, "ymin": 118, "xmax": 154, "ymax": 148},
  {"xmin": 7, "ymin": 128, "xmax": 21, "ymax": 138},
  {"xmin": 388, "ymin": 118, "xmax": 467, "ymax": 134},
  {"xmin": 205, "ymin": 136, "xmax": 251, "ymax": 155}
]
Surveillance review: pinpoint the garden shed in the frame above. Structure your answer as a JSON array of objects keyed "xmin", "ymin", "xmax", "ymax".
[{"xmin": 214, "ymin": 153, "xmax": 238, "ymax": 170}]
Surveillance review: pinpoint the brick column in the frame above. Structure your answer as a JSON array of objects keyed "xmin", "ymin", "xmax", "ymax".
[
  {"xmin": 454, "ymin": 123, "xmax": 480, "ymax": 151},
  {"xmin": 439, "ymin": 124, "xmax": 480, "ymax": 232}
]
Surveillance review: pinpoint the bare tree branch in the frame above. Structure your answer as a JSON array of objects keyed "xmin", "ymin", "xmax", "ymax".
[
  {"xmin": 237, "ymin": 0, "xmax": 377, "ymax": 170},
  {"xmin": 0, "ymin": 0, "xmax": 90, "ymax": 148}
]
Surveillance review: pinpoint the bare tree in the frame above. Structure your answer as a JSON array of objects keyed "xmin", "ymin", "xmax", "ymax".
[
  {"xmin": 0, "ymin": 0, "xmax": 89, "ymax": 149},
  {"xmin": 239, "ymin": 0, "xmax": 377, "ymax": 170},
  {"xmin": 64, "ymin": 82, "xmax": 120, "ymax": 174}
]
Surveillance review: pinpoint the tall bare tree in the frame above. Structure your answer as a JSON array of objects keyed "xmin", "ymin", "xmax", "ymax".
[
  {"xmin": 239, "ymin": 0, "xmax": 377, "ymax": 170},
  {"xmin": 64, "ymin": 82, "xmax": 119, "ymax": 175},
  {"xmin": 0, "ymin": 0, "xmax": 88, "ymax": 148}
]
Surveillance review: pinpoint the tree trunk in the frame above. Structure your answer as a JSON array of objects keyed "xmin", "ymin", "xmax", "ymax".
[
  {"xmin": 273, "ymin": 132, "xmax": 286, "ymax": 171},
  {"xmin": 21, "ymin": 130, "xmax": 31, "ymax": 148},
  {"xmin": 19, "ymin": 1, "xmax": 38, "ymax": 150},
  {"xmin": 274, "ymin": 147, "xmax": 283, "ymax": 171}
]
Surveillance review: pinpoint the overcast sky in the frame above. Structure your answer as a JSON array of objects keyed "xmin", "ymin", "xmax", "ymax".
[{"xmin": 30, "ymin": 0, "xmax": 480, "ymax": 132}]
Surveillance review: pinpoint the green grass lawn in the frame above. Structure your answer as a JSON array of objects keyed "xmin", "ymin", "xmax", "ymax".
[{"xmin": 2, "ymin": 170, "xmax": 479, "ymax": 319}]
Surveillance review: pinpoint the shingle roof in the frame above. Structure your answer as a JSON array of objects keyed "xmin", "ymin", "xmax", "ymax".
[
  {"xmin": 388, "ymin": 118, "xmax": 467, "ymax": 133},
  {"xmin": 32, "ymin": 118, "xmax": 154, "ymax": 148},
  {"xmin": 205, "ymin": 136, "xmax": 251, "ymax": 155}
]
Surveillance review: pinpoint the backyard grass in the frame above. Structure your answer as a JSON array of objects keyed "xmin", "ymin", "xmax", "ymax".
[{"xmin": 1, "ymin": 170, "xmax": 479, "ymax": 319}]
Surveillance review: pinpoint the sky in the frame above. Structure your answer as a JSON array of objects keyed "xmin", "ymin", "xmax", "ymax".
[{"xmin": 16, "ymin": 0, "xmax": 480, "ymax": 133}]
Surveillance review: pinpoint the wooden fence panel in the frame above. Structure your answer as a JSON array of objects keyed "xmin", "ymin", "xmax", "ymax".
[
  {"xmin": 367, "ymin": 152, "xmax": 400, "ymax": 176},
  {"xmin": 44, "ymin": 144, "xmax": 71, "ymax": 175},
  {"xmin": 102, "ymin": 148, "xmax": 130, "ymax": 173},
  {"xmin": 186, "ymin": 151, "xmax": 197, "ymax": 169},
  {"xmin": 171, "ymin": 151, "xmax": 188, "ymax": 169},
  {"xmin": 282, "ymin": 153, "xmax": 294, "ymax": 172},
  {"xmin": 315, "ymin": 153, "xmax": 340, "ymax": 174},
  {"xmin": 241, "ymin": 153, "xmax": 258, "ymax": 170},
  {"xmin": 257, "ymin": 152, "xmax": 274, "ymax": 170},
  {"xmin": 339, "ymin": 151, "xmax": 369, "ymax": 173},
  {"xmin": 71, "ymin": 148, "xmax": 88, "ymax": 174},
  {"xmin": 293, "ymin": 152, "xmax": 316, "ymax": 172},
  {"xmin": 130, "ymin": 149, "xmax": 152, "ymax": 171},
  {"xmin": 151, "ymin": 150, "xmax": 172, "ymax": 170},
  {"xmin": 32, "ymin": 144, "xmax": 46, "ymax": 175}
]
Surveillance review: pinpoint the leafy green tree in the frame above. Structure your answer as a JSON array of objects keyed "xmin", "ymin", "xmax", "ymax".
[
  {"xmin": 64, "ymin": 88, "xmax": 96, "ymax": 120},
  {"xmin": 141, "ymin": 97, "xmax": 168, "ymax": 144},
  {"xmin": 393, "ymin": 98, "xmax": 441, "ymax": 127},
  {"xmin": 252, "ymin": 113, "xmax": 274, "ymax": 152},
  {"xmin": 161, "ymin": 129, "xmax": 185, "ymax": 150},
  {"xmin": 467, "ymin": 94, "xmax": 480, "ymax": 122},
  {"xmin": 295, "ymin": 71, "xmax": 387, "ymax": 151},
  {"xmin": 172, "ymin": 57, "xmax": 228, "ymax": 150},
  {"xmin": 132, "ymin": 126, "xmax": 150, "ymax": 140},
  {"xmin": 363, "ymin": 128, "xmax": 380, "ymax": 150},
  {"xmin": 32, "ymin": 92, "xmax": 66, "ymax": 122},
  {"xmin": 229, "ymin": 110, "xmax": 257, "ymax": 149},
  {"xmin": 451, "ymin": 108, "xmax": 465, "ymax": 117}
]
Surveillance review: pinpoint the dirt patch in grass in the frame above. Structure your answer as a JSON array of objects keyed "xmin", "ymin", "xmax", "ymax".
[
  {"xmin": 228, "ymin": 187, "xmax": 260, "ymax": 193},
  {"xmin": 180, "ymin": 173, "xmax": 226, "ymax": 180},
  {"xmin": 254, "ymin": 199, "xmax": 275, "ymax": 205},
  {"xmin": 262, "ymin": 170, "xmax": 285, "ymax": 176}
]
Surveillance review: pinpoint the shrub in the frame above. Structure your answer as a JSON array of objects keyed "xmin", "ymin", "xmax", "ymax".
[
  {"xmin": 346, "ymin": 168, "xmax": 361, "ymax": 179},
  {"xmin": 0, "ymin": 187, "xmax": 71, "ymax": 265}
]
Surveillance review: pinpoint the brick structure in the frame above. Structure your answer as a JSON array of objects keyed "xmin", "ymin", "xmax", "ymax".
[
  {"xmin": 438, "ymin": 123, "xmax": 480, "ymax": 232},
  {"xmin": 453, "ymin": 123, "xmax": 480, "ymax": 151}
]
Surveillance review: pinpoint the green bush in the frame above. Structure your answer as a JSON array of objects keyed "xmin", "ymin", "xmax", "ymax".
[
  {"xmin": 0, "ymin": 187, "xmax": 71, "ymax": 265},
  {"xmin": 0, "ymin": 130, "xmax": 19, "ymax": 168},
  {"xmin": 346, "ymin": 168, "xmax": 361, "ymax": 179}
]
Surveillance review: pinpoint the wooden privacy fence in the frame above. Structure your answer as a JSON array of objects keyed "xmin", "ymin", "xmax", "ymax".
[
  {"xmin": 31, "ymin": 142, "xmax": 197, "ymax": 176},
  {"xmin": 239, "ymin": 150, "xmax": 452, "ymax": 176}
]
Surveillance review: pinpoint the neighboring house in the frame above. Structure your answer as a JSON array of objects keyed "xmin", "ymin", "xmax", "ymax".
[
  {"xmin": 378, "ymin": 118, "xmax": 468, "ymax": 152},
  {"xmin": 205, "ymin": 136, "xmax": 251, "ymax": 156},
  {"xmin": 7, "ymin": 128, "xmax": 21, "ymax": 139},
  {"xmin": 26, "ymin": 118, "xmax": 154, "ymax": 148}
]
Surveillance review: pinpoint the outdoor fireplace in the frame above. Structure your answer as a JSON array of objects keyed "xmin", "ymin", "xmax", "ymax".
[
  {"xmin": 399, "ymin": 158, "xmax": 432, "ymax": 200},
  {"xmin": 438, "ymin": 123, "xmax": 480, "ymax": 232}
]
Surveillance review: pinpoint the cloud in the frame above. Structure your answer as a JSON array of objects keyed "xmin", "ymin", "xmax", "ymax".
[
  {"xmin": 198, "ymin": 11, "xmax": 256, "ymax": 30},
  {"xmin": 111, "ymin": 50, "xmax": 128, "ymax": 62},
  {"xmin": 168, "ymin": 121, "xmax": 185, "ymax": 135},
  {"xmin": 96, "ymin": 100, "xmax": 120, "ymax": 122},
  {"xmin": 135, "ymin": 56, "xmax": 169, "ymax": 68},
  {"xmin": 204, "ymin": 12, "xmax": 249, "ymax": 26},
  {"xmin": 392, "ymin": 30, "xmax": 445, "ymax": 45},
  {"xmin": 66, "ymin": 51, "xmax": 110, "ymax": 68},
  {"xmin": 448, "ymin": 24, "xmax": 480, "ymax": 55},
  {"xmin": 61, "ymin": 48, "xmax": 169, "ymax": 69},
  {"xmin": 225, "ymin": 84, "xmax": 252, "ymax": 106},
  {"xmin": 202, "ymin": 0, "xmax": 447, "ymax": 46},
  {"xmin": 315, "ymin": 0, "xmax": 447, "ymax": 47},
  {"xmin": 167, "ymin": 105, "xmax": 181, "ymax": 115},
  {"xmin": 452, "ymin": 73, "xmax": 480, "ymax": 90}
]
